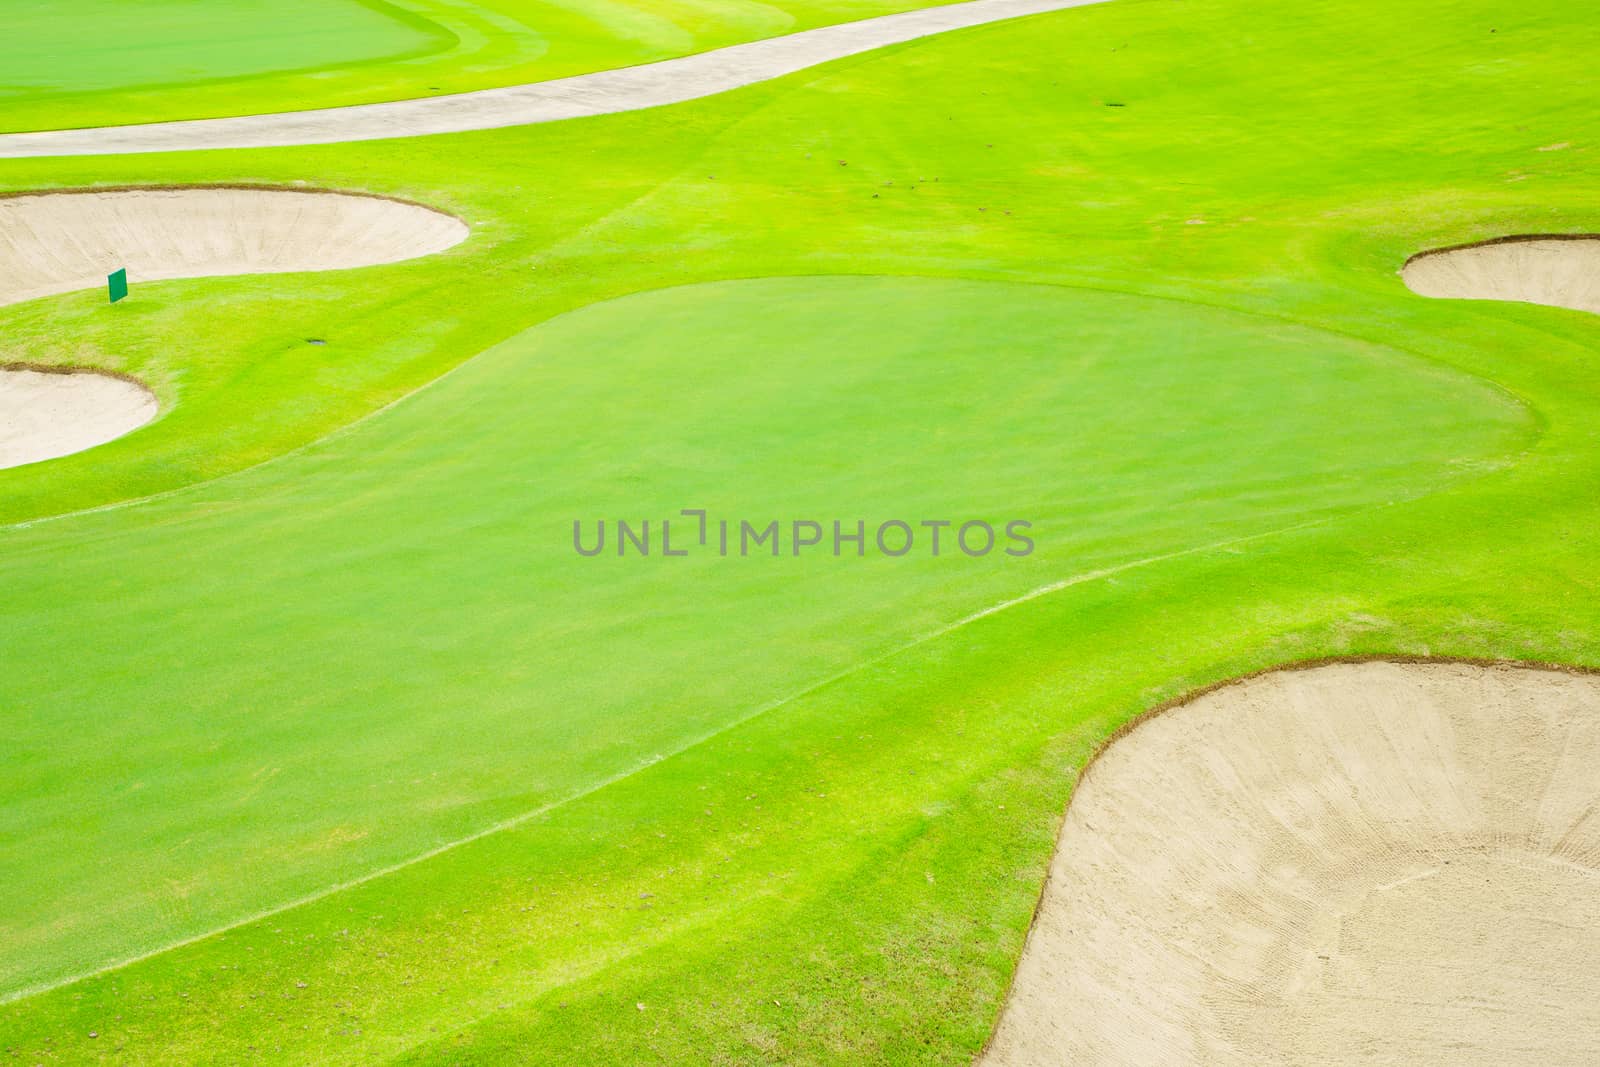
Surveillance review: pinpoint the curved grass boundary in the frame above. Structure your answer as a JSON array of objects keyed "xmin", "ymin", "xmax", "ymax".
[
  {"xmin": 0, "ymin": 0, "xmax": 1109, "ymax": 156},
  {"xmin": 0, "ymin": 272, "xmax": 1531, "ymax": 1009},
  {"xmin": 1, "ymin": 0, "xmax": 1001, "ymax": 136},
  {"xmin": 0, "ymin": 182, "xmax": 467, "ymax": 476},
  {"xmin": 0, "ymin": 0, "xmax": 458, "ymax": 132},
  {"xmin": 0, "ymin": 184, "xmax": 470, "ymax": 312},
  {"xmin": 2, "ymin": 0, "xmax": 1599, "ymax": 1059}
]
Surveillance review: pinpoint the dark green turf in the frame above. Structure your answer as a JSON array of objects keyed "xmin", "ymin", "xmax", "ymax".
[
  {"xmin": 0, "ymin": 275, "xmax": 1527, "ymax": 1000},
  {"xmin": 0, "ymin": 0, "xmax": 1596, "ymax": 1060}
]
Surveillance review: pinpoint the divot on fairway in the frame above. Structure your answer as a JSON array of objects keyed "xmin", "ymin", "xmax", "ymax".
[
  {"xmin": 983, "ymin": 660, "xmax": 1600, "ymax": 1066},
  {"xmin": 1403, "ymin": 235, "xmax": 1600, "ymax": 316}
]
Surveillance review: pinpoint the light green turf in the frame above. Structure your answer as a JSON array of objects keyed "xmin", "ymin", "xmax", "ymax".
[
  {"xmin": 0, "ymin": 0, "xmax": 1598, "ymax": 1061},
  {"xmin": 0, "ymin": 0, "xmax": 965, "ymax": 132},
  {"xmin": 0, "ymin": 276, "xmax": 1528, "ymax": 996}
]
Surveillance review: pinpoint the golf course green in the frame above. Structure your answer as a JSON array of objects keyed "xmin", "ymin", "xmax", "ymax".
[{"xmin": 0, "ymin": 0, "xmax": 1596, "ymax": 1061}]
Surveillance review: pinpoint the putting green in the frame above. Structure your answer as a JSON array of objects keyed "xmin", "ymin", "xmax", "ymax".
[{"xmin": 0, "ymin": 275, "xmax": 1526, "ymax": 999}]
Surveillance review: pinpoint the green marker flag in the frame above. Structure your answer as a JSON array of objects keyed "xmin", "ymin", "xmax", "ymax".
[{"xmin": 108, "ymin": 268, "xmax": 128, "ymax": 304}]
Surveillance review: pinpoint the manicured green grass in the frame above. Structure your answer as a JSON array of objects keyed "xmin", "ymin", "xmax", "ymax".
[
  {"xmin": 0, "ymin": 0, "xmax": 452, "ymax": 130},
  {"xmin": 0, "ymin": 0, "xmax": 966, "ymax": 133},
  {"xmin": 0, "ymin": 0, "xmax": 449, "ymax": 94},
  {"xmin": 0, "ymin": 0, "xmax": 1597, "ymax": 1061},
  {"xmin": 0, "ymin": 275, "xmax": 1528, "ymax": 998}
]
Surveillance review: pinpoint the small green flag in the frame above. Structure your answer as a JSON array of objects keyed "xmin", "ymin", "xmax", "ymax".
[{"xmin": 108, "ymin": 268, "xmax": 128, "ymax": 304}]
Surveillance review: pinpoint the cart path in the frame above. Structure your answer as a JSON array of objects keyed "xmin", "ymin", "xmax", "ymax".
[{"xmin": 0, "ymin": 0, "xmax": 1109, "ymax": 157}]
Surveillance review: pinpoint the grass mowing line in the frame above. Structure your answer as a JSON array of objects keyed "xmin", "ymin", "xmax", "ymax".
[
  {"xmin": 0, "ymin": 266, "xmax": 496, "ymax": 536},
  {"xmin": 0, "ymin": 273, "xmax": 1527, "ymax": 998},
  {"xmin": 0, "ymin": 510, "xmax": 1344, "ymax": 1007},
  {"xmin": 1, "ymin": 0, "xmax": 986, "ymax": 134}
]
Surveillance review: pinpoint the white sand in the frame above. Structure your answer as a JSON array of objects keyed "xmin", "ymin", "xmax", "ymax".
[
  {"xmin": 0, "ymin": 0, "xmax": 1108, "ymax": 157},
  {"xmin": 1402, "ymin": 236, "xmax": 1600, "ymax": 316},
  {"xmin": 0, "ymin": 187, "xmax": 467, "ymax": 468},
  {"xmin": 981, "ymin": 660, "xmax": 1600, "ymax": 1066},
  {"xmin": 0, "ymin": 369, "xmax": 157, "ymax": 470}
]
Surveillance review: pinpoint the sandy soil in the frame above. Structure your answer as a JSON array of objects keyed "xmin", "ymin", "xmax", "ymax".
[
  {"xmin": 0, "ymin": 187, "xmax": 466, "ymax": 467},
  {"xmin": 0, "ymin": 187, "xmax": 467, "ymax": 308},
  {"xmin": 981, "ymin": 660, "xmax": 1600, "ymax": 1066},
  {"xmin": 1403, "ymin": 236, "xmax": 1600, "ymax": 316},
  {"xmin": 0, "ymin": 369, "xmax": 157, "ymax": 470},
  {"xmin": 0, "ymin": 0, "xmax": 1108, "ymax": 156}
]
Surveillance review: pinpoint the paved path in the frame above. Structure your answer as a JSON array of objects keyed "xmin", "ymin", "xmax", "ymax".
[{"xmin": 0, "ymin": 0, "xmax": 1107, "ymax": 157}]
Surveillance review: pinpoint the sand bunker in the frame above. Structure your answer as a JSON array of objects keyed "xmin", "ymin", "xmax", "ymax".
[
  {"xmin": 0, "ymin": 368, "xmax": 157, "ymax": 470},
  {"xmin": 0, "ymin": 0, "xmax": 1107, "ymax": 156},
  {"xmin": 982, "ymin": 660, "xmax": 1600, "ymax": 1066},
  {"xmin": 0, "ymin": 187, "xmax": 467, "ymax": 309},
  {"xmin": 1402, "ymin": 236, "xmax": 1600, "ymax": 316},
  {"xmin": 0, "ymin": 187, "xmax": 465, "ymax": 466}
]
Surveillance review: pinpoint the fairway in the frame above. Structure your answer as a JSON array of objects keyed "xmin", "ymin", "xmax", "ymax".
[{"xmin": 1, "ymin": 0, "xmax": 1598, "ymax": 1061}]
